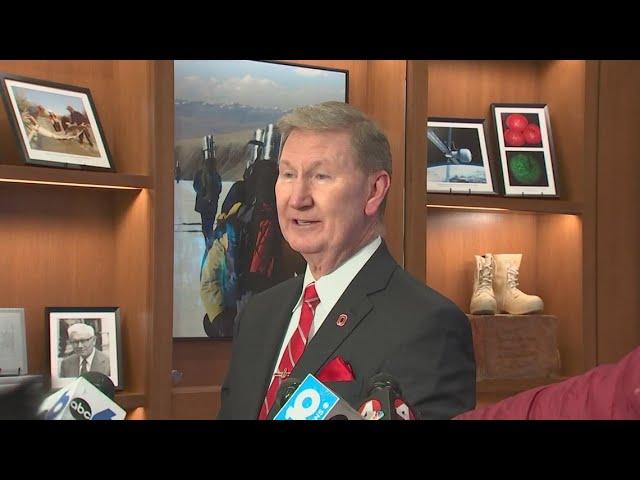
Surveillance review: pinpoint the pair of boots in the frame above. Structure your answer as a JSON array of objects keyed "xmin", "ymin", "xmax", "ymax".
[{"xmin": 470, "ymin": 253, "xmax": 544, "ymax": 315}]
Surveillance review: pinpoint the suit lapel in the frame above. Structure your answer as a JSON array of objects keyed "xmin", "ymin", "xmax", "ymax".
[
  {"xmin": 292, "ymin": 242, "xmax": 397, "ymax": 379},
  {"xmin": 243, "ymin": 275, "xmax": 303, "ymax": 415}
]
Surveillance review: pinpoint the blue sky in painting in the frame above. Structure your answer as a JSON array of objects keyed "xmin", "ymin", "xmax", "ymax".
[{"xmin": 175, "ymin": 60, "xmax": 347, "ymax": 110}]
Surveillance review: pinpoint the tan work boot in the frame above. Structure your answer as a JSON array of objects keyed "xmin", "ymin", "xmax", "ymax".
[
  {"xmin": 470, "ymin": 254, "xmax": 497, "ymax": 315},
  {"xmin": 493, "ymin": 253, "xmax": 544, "ymax": 315}
]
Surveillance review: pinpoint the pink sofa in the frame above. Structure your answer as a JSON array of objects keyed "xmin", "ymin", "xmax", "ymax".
[{"xmin": 454, "ymin": 345, "xmax": 640, "ymax": 420}]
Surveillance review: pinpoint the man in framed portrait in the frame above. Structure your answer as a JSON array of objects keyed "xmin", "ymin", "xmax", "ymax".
[{"xmin": 60, "ymin": 323, "xmax": 110, "ymax": 378}]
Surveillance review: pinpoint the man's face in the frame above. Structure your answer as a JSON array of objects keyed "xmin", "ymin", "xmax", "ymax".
[
  {"xmin": 275, "ymin": 129, "xmax": 373, "ymax": 262},
  {"xmin": 69, "ymin": 330, "xmax": 95, "ymax": 358}
]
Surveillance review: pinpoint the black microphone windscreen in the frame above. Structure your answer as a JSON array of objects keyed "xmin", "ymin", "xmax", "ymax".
[
  {"xmin": 367, "ymin": 372, "xmax": 402, "ymax": 395},
  {"xmin": 80, "ymin": 372, "xmax": 115, "ymax": 400},
  {"xmin": 267, "ymin": 377, "xmax": 301, "ymax": 420}
]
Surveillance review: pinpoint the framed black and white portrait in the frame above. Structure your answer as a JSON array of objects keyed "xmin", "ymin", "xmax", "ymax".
[
  {"xmin": 47, "ymin": 307, "xmax": 122, "ymax": 390},
  {"xmin": 427, "ymin": 117, "xmax": 497, "ymax": 194}
]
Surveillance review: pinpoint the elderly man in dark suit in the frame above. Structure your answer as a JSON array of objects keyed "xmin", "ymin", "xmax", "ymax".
[
  {"xmin": 217, "ymin": 101, "xmax": 475, "ymax": 420},
  {"xmin": 60, "ymin": 323, "xmax": 110, "ymax": 378}
]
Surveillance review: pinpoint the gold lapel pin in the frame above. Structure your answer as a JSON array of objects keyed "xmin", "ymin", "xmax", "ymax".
[{"xmin": 336, "ymin": 313, "xmax": 348, "ymax": 327}]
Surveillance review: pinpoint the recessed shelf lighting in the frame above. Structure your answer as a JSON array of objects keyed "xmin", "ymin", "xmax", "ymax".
[{"xmin": 0, "ymin": 178, "xmax": 142, "ymax": 190}]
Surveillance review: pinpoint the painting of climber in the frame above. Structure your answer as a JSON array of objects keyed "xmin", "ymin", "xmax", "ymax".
[
  {"xmin": 0, "ymin": 73, "xmax": 113, "ymax": 170},
  {"xmin": 173, "ymin": 60, "xmax": 348, "ymax": 338}
]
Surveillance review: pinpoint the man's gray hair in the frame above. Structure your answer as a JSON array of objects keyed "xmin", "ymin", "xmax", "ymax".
[
  {"xmin": 277, "ymin": 101, "xmax": 392, "ymax": 178},
  {"xmin": 67, "ymin": 322, "xmax": 95, "ymax": 338}
]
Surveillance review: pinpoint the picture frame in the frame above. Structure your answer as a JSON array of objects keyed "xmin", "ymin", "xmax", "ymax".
[
  {"xmin": 491, "ymin": 103, "xmax": 559, "ymax": 197},
  {"xmin": 46, "ymin": 307, "xmax": 123, "ymax": 390},
  {"xmin": 173, "ymin": 60, "xmax": 348, "ymax": 339},
  {"xmin": 0, "ymin": 72, "xmax": 114, "ymax": 171},
  {"xmin": 427, "ymin": 117, "xmax": 497, "ymax": 194},
  {"xmin": 0, "ymin": 308, "xmax": 28, "ymax": 376}
]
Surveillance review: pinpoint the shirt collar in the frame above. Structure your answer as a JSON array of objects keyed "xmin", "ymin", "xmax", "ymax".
[{"xmin": 293, "ymin": 236, "xmax": 382, "ymax": 312}]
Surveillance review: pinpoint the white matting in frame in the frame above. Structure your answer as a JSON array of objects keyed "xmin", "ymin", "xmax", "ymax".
[
  {"xmin": 492, "ymin": 104, "xmax": 559, "ymax": 197},
  {"xmin": 427, "ymin": 118, "xmax": 496, "ymax": 194},
  {"xmin": 0, "ymin": 308, "xmax": 28, "ymax": 376}
]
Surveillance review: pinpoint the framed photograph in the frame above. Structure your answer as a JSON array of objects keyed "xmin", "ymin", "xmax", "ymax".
[
  {"xmin": 427, "ymin": 117, "xmax": 497, "ymax": 194},
  {"xmin": 46, "ymin": 307, "xmax": 123, "ymax": 390},
  {"xmin": 0, "ymin": 72, "xmax": 114, "ymax": 171},
  {"xmin": 491, "ymin": 103, "xmax": 559, "ymax": 197},
  {"xmin": 0, "ymin": 308, "xmax": 28, "ymax": 376},
  {"xmin": 173, "ymin": 60, "xmax": 348, "ymax": 339}
]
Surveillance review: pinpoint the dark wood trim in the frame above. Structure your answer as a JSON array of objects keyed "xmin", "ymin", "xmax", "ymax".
[
  {"xmin": 147, "ymin": 61, "xmax": 174, "ymax": 418},
  {"xmin": 405, "ymin": 61, "xmax": 427, "ymax": 282},
  {"xmin": 582, "ymin": 60, "xmax": 600, "ymax": 369}
]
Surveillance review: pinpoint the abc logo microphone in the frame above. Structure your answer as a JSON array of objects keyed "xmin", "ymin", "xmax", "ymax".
[
  {"xmin": 358, "ymin": 373, "xmax": 417, "ymax": 420},
  {"xmin": 38, "ymin": 372, "xmax": 126, "ymax": 420},
  {"xmin": 272, "ymin": 373, "xmax": 362, "ymax": 420}
]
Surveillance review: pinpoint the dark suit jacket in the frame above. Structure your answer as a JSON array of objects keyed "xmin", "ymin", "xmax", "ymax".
[
  {"xmin": 217, "ymin": 242, "xmax": 476, "ymax": 420},
  {"xmin": 60, "ymin": 349, "xmax": 111, "ymax": 378}
]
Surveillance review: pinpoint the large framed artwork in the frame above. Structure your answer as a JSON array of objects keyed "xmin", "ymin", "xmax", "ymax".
[
  {"xmin": 491, "ymin": 103, "xmax": 559, "ymax": 197},
  {"xmin": 173, "ymin": 60, "xmax": 348, "ymax": 339},
  {"xmin": 427, "ymin": 117, "xmax": 497, "ymax": 194},
  {"xmin": 47, "ymin": 307, "xmax": 123, "ymax": 390},
  {"xmin": 0, "ymin": 72, "xmax": 113, "ymax": 171}
]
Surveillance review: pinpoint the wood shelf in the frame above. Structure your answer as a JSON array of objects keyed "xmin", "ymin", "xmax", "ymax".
[
  {"xmin": 115, "ymin": 391, "xmax": 146, "ymax": 410},
  {"xmin": 427, "ymin": 193, "xmax": 582, "ymax": 215},
  {"xmin": 0, "ymin": 164, "xmax": 151, "ymax": 190}
]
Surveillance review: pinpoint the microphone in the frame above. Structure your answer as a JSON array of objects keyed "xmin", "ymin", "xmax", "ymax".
[
  {"xmin": 357, "ymin": 373, "xmax": 417, "ymax": 420},
  {"xmin": 272, "ymin": 373, "xmax": 362, "ymax": 420},
  {"xmin": 267, "ymin": 376, "xmax": 301, "ymax": 420},
  {"xmin": 38, "ymin": 372, "xmax": 126, "ymax": 420}
]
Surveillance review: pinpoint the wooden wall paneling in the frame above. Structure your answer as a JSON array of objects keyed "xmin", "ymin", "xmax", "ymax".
[
  {"xmin": 113, "ymin": 189, "xmax": 151, "ymax": 399},
  {"xmin": 171, "ymin": 386, "xmax": 221, "ymax": 420},
  {"xmin": 580, "ymin": 61, "xmax": 600, "ymax": 370},
  {"xmin": 596, "ymin": 61, "xmax": 640, "ymax": 363},
  {"xmin": 173, "ymin": 340, "xmax": 233, "ymax": 387},
  {"xmin": 405, "ymin": 61, "xmax": 427, "ymax": 282},
  {"xmin": 0, "ymin": 183, "xmax": 116, "ymax": 375},
  {"xmin": 538, "ymin": 61, "xmax": 586, "ymax": 204},
  {"xmin": 148, "ymin": 60, "xmax": 175, "ymax": 418},
  {"xmin": 536, "ymin": 214, "xmax": 583, "ymax": 376},
  {"xmin": 111, "ymin": 61, "xmax": 153, "ymax": 175},
  {"xmin": 425, "ymin": 209, "xmax": 538, "ymax": 312},
  {"xmin": 365, "ymin": 60, "xmax": 407, "ymax": 266}
]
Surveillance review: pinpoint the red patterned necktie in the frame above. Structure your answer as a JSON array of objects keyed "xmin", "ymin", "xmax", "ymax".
[{"xmin": 258, "ymin": 282, "xmax": 320, "ymax": 420}]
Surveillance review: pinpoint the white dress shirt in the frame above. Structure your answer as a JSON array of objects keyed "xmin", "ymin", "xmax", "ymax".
[{"xmin": 270, "ymin": 236, "xmax": 382, "ymax": 381}]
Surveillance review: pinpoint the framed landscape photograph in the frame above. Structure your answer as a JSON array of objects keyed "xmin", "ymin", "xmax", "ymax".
[
  {"xmin": 427, "ymin": 117, "xmax": 497, "ymax": 194},
  {"xmin": 0, "ymin": 72, "xmax": 113, "ymax": 171},
  {"xmin": 173, "ymin": 60, "xmax": 348, "ymax": 339},
  {"xmin": 0, "ymin": 308, "xmax": 28, "ymax": 376},
  {"xmin": 46, "ymin": 307, "xmax": 123, "ymax": 390},
  {"xmin": 491, "ymin": 103, "xmax": 559, "ymax": 197}
]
